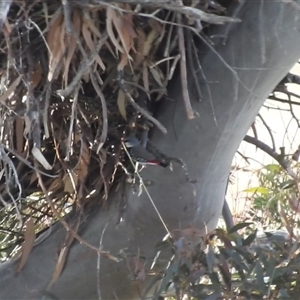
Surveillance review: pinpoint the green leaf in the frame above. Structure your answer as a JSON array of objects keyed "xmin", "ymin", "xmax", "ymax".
[
  {"xmin": 278, "ymin": 289, "xmax": 291, "ymax": 299},
  {"xmin": 154, "ymin": 240, "xmax": 173, "ymax": 252},
  {"xmin": 255, "ymin": 260, "xmax": 266, "ymax": 293},
  {"xmin": 273, "ymin": 266, "xmax": 287, "ymax": 279},
  {"xmin": 204, "ymin": 291, "xmax": 223, "ymax": 300},
  {"xmin": 264, "ymin": 164, "xmax": 281, "ymax": 172},
  {"xmin": 142, "ymin": 274, "xmax": 162, "ymax": 299},
  {"xmin": 224, "ymin": 249, "xmax": 249, "ymax": 273},
  {"xmin": 153, "ymin": 260, "xmax": 178, "ymax": 298},
  {"xmin": 243, "ymin": 187, "xmax": 269, "ymax": 194},
  {"xmin": 261, "ymin": 253, "xmax": 277, "ymax": 278},
  {"xmin": 243, "ymin": 229, "xmax": 257, "ymax": 246},
  {"xmin": 280, "ymin": 180, "xmax": 295, "ymax": 190},
  {"xmin": 207, "ymin": 271, "xmax": 220, "ymax": 284},
  {"xmin": 206, "ymin": 244, "xmax": 216, "ymax": 273},
  {"xmin": 229, "ymin": 222, "xmax": 253, "ymax": 234}
]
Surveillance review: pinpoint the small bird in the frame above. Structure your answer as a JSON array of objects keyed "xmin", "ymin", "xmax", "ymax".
[{"xmin": 124, "ymin": 136, "xmax": 168, "ymax": 167}]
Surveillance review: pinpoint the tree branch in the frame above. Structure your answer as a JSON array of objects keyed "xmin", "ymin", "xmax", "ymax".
[{"xmin": 243, "ymin": 135, "xmax": 297, "ymax": 179}]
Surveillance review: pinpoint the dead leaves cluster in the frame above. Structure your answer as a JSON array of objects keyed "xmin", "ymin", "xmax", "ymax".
[{"xmin": 0, "ymin": 0, "xmax": 238, "ymax": 283}]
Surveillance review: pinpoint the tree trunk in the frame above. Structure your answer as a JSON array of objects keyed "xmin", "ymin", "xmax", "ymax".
[{"xmin": 1, "ymin": 1, "xmax": 300, "ymax": 299}]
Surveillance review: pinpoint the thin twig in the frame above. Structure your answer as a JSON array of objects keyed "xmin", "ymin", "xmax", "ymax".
[
  {"xmin": 96, "ymin": 1, "xmax": 240, "ymax": 25},
  {"xmin": 191, "ymin": 37, "xmax": 217, "ymax": 125},
  {"xmin": 62, "ymin": 0, "xmax": 73, "ymax": 34},
  {"xmin": 186, "ymin": 30, "xmax": 202, "ymax": 101},
  {"xmin": 244, "ymin": 135, "xmax": 297, "ymax": 179},
  {"xmin": 177, "ymin": 14, "xmax": 195, "ymax": 120},
  {"xmin": 257, "ymin": 113, "xmax": 276, "ymax": 151},
  {"xmin": 92, "ymin": 2, "xmax": 216, "ymax": 38},
  {"xmin": 163, "ymin": 12, "xmax": 176, "ymax": 58},
  {"xmin": 3, "ymin": 146, "xmax": 58, "ymax": 178},
  {"xmin": 287, "ymin": 93, "xmax": 300, "ymax": 128},
  {"xmin": 122, "ymin": 80, "xmax": 166, "ymax": 95},
  {"xmin": 195, "ymin": 32, "xmax": 261, "ymax": 102},
  {"xmin": 90, "ymin": 72, "xmax": 108, "ymax": 153},
  {"xmin": 96, "ymin": 222, "xmax": 108, "ymax": 300},
  {"xmin": 56, "ymin": 33, "xmax": 108, "ymax": 98},
  {"xmin": 66, "ymin": 86, "xmax": 79, "ymax": 161},
  {"xmin": 0, "ymin": 147, "xmax": 23, "ymax": 225},
  {"xmin": 118, "ymin": 76, "xmax": 167, "ymax": 134},
  {"xmin": 159, "ymin": 3, "xmax": 241, "ymax": 24},
  {"xmin": 122, "ymin": 141, "xmax": 171, "ymax": 236},
  {"xmin": 35, "ymin": 163, "xmax": 119, "ymax": 262}
]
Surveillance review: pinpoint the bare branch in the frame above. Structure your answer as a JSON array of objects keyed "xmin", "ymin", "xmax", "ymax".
[
  {"xmin": 244, "ymin": 135, "xmax": 297, "ymax": 179},
  {"xmin": 118, "ymin": 74, "xmax": 167, "ymax": 134},
  {"xmin": 257, "ymin": 113, "xmax": 276, "ymax": 151}
]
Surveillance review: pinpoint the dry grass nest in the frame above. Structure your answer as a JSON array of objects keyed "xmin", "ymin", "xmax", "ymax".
[{"xmin": 0, "ymin": 0, "xmax": 239, "ymax": 261}]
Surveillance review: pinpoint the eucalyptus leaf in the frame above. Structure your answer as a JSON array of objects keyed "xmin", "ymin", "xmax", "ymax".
[{"xmin": 229, "ymin": 222, "xmax": 253, "ymax": 234}]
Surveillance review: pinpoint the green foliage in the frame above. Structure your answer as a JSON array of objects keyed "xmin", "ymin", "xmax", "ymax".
[
  {"xmin": 147, "ymin": 225, "xmax": 300, "ymax": 299},
  {"xmin": 148, "ymin": 162, "xmax": 300, "ymax": 299},
  {"xmin": 243, "ymin": 163, "xmax": 299, "ymax": 229}
]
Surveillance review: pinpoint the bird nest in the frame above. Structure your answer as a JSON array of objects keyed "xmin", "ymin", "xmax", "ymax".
[{"xmin": 0, "ymin": 0, "xmax": 238, "ymax": 261}]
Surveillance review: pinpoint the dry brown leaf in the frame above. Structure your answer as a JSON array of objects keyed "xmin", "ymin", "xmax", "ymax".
[
  {"xmin": 63, "ymin": 172, "xmax": 77, "ymax": 194},
  {"xmin": 123, "ymin": 4, "xmax": 137, "ymax": 39},
  {"xmin": 82, "ymin": 20, "xmax": 106, "ymax": 71},
  {"xmin": 76, "ymin": 140, "xmax": 90, "ymax": 183},
  {"xmin": 179, "ymin": 227, "xmax": 205, "ymax": 244},
  {"xmin": 0, "ymin": 76, "xmax": 21, "ymax": 104},
  {"xmin": 143, "ymin": 30, "xmax": 159, "ymax": 57},
  {"xmin": 47, "ymin": 13, "xmax": 65, "ymax": 81},
  {"xmin": 47, "ymin": 227, "xmax": 77, "ymax": 289},
  {"xmin": 107, "ymin": 5, "xmax": 137, "ymax": 70},
  {"xmin": 130, "ymin": 256, "xmax": 146, "ymax": 282},
  {"xmin": 106, "ymin": 7, "xmax": 124, "ymax": 54},
  {"xmin": 83, "ymin": 10, "xmax": 101, "ymax": 38},
  {"xmin": 15, "ymin": 116, "xmax": 24, "ymax": 154},
  {"xmin": 3, "ymin": 18, "xmax": 12, "ymax": 35},
  {"xmin": 63, "ymin": 9, "xmax": 81, "ymax": 86},
  {"xmin": 120, "ymin": 7, "xmax": 137, "ymax": 53},
  {"xmin": 30, "ymin": 62, "xmax": 43, "ymax": 90},
  {"xmin": 149, "ymin": 65, "xmax": 164, "ymax": 87},
  {"xmin": 48, "ymin": 246, "xmax": 68, "ymax": 289},
  {"xmin": 149, "ymin": 19, "xmax": 163, "ymax": 34},
  {"xmin": 111, "ymin": 5, "xmax": 136, "ymax": 70},
  {"xmin": 29, "ymin": 172, "xmax": 38, "ymax": 185},
  {"xmin": 82, "ymin": 72, "xmax": 90, "ymax": 83},
  {"xmin": 16, "ymin": 218, "xmax": 36, "ymax": 273},
  {"xmin": 75, "ymin": 140, "xmax": 91, "ymax": 200},
  {"xmin": 83, "ymin": 11, "xmax": 116, "ymax": 58},
  {"xmin": 134, "ymin": 28, "xmax": 146, "ymax": 67},
  {"xmin": 118, "ymin": 53, "xmax": 129, "ymax": 71},
  {"xmin": 48, "ymin": 175, "xmax": 63, "ymax": 192},
  {"xmin": 117, "ymin": 89, "xmax": 127, "ymax": 120},
  {"xmin": 113, "ymin": 11, "xmax": 136, "ymax": 52}
]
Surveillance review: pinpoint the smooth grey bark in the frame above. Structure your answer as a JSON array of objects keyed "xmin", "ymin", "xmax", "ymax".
[{"xmin": 1, "ymin": 1, "xmax": 300, "ymax": 299}]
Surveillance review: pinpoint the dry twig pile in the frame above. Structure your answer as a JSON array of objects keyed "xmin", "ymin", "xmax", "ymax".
[{"xmin": 0, "ymin": 0, "xmax": 237, "ymax": 260}]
